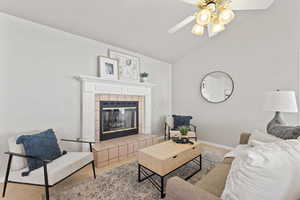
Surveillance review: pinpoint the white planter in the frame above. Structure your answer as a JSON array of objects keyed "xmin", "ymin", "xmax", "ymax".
[{"xmin": 140, "ymin": 77, "xmax": 148, "ymax": 83}]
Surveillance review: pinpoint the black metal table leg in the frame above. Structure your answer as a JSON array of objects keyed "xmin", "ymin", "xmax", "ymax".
[
  {"xmin": 199, "ymin": 154, "xmax": 202, "ymax": 171},
  {"xmin": 138, "ymin": 154, "xmax": 202, "ymax": 199},
  {"xmin": 161, "ymin": 176, "xmax": 165, "ymax": 198},
  {"xmin": 138, "ymin": 164, "xmax": 141, "ymax": 182},
  {"xmin": 184, "ymin": 155, "xmax": 202, "ymax": 181}
]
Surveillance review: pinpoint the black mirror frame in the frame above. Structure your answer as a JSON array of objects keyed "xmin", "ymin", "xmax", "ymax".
[{"xmin": 200, "ymin": 71, "xmax": 234, "ymax": 104}]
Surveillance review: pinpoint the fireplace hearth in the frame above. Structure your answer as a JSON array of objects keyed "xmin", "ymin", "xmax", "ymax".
[{"xmin": 100, "ymin": 101, "xmax": 139, "ymax": 141}]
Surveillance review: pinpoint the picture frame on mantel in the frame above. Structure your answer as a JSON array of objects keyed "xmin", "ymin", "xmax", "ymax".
[
  {"xmin": 108, "ymin": 49, "xmax": 140, "ymax": 82},
  {"xmin": 98, "ymin": 56, "xmax": 119, "ymax": 80}
]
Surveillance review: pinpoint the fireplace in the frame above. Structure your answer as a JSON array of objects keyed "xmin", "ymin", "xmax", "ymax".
[{"xmin": 100, "ymin": 101, "xmax": 139, "ymax": 141}]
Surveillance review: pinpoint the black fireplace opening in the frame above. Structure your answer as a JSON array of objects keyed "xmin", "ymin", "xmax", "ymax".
[{"xmin": 100, "ymin": 101, "xmax": 139, "ymax": 141}]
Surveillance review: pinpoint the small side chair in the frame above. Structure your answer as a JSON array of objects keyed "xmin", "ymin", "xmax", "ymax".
[
  {"xmin": 165, "ymin": 115, "xmax": 197, "ymax": 141},
  {"xmin": 2, "ymin": 135, "xmax": 96, "ymax": 200}
]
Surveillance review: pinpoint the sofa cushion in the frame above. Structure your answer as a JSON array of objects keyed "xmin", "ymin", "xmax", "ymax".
[
  {"xmin": 8, "ymin": 152, "xmax": 93, "ymax": 185},
  {"xmin": 172, "ymin": 115, "xmax": 192, "ymax": 129},
  {"xmin": 16, "ymin": 129, "xmax": 62, "ymax": 176},
  {"xmin": 249, "ymin": 129, "xmax": 282, "ymax": 144},
  {"xmin": 166, "ymin": 177, "xmax": 220, "ymax": 200},
  {"xmin": 196, "ymin": 163, "xmax": 231, "ymax": 197}
]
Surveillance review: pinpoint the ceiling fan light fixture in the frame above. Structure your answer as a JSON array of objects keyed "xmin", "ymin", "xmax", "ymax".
[
  {"xmin": 192, "ymin": 24, "xmax": 204, "ymax": 35},
  {"xmin": 218, "ymin": 8, "xmax": 235, "ymax": 24},
  {"xmin": 207, "ymin": 2, "xmax": 216, "ymax": 12},
  {"xmin": 211, "ymin": 23, "xmax": 225, "ymax": 34},
  {"xmin": 196, "ymin": 8, "xmax": 211, "ymax": 25}
]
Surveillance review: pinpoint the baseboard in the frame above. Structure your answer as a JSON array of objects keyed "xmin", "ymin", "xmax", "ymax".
[
  {"xmin": 198, "ymin": 140, "xmax": 234, "ymax": 150},
  {"xmin": 156, "ymin": 135, "xmax": 165, "ymax": 141}
]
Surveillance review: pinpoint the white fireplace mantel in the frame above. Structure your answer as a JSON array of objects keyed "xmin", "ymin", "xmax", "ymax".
[
  {"xmin": 76, "ymin": 75, "xmax": 156, "ymax": 88},
  {"xmin": 77, "ymin": 75, "xmax": 156, "ymax": 148}
]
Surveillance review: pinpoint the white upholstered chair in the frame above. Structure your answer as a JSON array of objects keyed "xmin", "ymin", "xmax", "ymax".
[{"xmin": 2, "ymin": 131, "xmax": 96, "ymax": 200}]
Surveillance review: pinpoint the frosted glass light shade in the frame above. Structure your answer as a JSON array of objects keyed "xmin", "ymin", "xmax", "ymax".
[
  {"xmin": 196, "ymin": 9, "xmax": 211, "ymax": 25},
  {"xmin": 211, "ymin": 23, "xmax": 225, "ymax": 34},
  {"xmin": 218, "ymin": 8, "xmax": 235, "ymax": 24},
  {"xmin": 191, "ymin": 24, "xmax": 204, "ymax": 35},
  {"xmin": 264, "ymin": 91, "xmax": 298, "ymax": 113}
]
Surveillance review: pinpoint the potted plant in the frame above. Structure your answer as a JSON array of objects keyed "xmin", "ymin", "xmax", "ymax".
[
  {"xmin": 178, "ymin": 126, "xmax": 189, "ymax": 141},
  {"xmin": 140, "ymin": 72, "xmax": 149, "ymax": 83}
]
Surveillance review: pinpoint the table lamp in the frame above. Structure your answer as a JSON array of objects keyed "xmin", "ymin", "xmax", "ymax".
[{"xmin": 264, "ymin": 90, "xmax": 298, "ymax": 133}]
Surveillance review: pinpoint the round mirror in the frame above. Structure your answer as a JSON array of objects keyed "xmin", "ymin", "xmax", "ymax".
[{"xmin": 200, "ymin": 71, "xmax": 234, "ymax": 103}]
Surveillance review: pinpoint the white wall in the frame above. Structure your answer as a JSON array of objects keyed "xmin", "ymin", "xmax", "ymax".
[
  {"xmin": 172, "ymin": 0, "xmax": 300, "ymax": 147},
  {"xmin": 0, "ymin": 13, "xmax": 171, "ymax": 178}
]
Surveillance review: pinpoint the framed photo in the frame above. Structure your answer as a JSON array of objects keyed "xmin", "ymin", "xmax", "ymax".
[
  {"xmin": 98, "ymin": 56, "xmax": 118, "ymax": 80},
  {"xmin": 108, "ymin": 49, "xmax": 140, "ymax": 82}
]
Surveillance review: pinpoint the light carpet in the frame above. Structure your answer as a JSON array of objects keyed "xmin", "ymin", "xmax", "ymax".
[{"xmin": 50, "ymin": 151, "xmax": 224, "ymax": 200}]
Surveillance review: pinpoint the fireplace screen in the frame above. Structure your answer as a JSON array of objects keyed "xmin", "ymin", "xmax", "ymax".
[{"xmin": 100, "ymin": 101, "xmax": 139, "ymax": 141}]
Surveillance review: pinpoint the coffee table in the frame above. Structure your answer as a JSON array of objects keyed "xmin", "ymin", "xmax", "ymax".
[{"xmin": 138, "ymin": 140, "xmax": 202, "ymax": 198}]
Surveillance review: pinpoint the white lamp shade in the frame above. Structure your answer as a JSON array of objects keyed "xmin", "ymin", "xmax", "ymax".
[{"xmin": 264, "ymin": 91, "xmax": 298, "ymax": 113}]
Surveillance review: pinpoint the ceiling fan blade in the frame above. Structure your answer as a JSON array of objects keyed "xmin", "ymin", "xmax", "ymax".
[
  {"xmin": 168, "ymin": 15, "xmax": 196, "ymax": 34},
  {"xmin": 179, "ymin": 0, "xmax": 200, "ymax": 5},
  {"xmin": 231, "ymin": 0, "xmax": 274, "ymax": 10}
]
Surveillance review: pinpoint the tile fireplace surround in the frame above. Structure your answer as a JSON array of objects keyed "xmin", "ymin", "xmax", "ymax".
[{"xmin": 77, "ymin": 75, "xmax": 156, "ymax": 151}]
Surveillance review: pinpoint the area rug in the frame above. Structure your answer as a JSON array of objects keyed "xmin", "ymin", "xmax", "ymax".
[{"xmin": 50, "ymin": 151, "xmax": 224, "ymax": 200}]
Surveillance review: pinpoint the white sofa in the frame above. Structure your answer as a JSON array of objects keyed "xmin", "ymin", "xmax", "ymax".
[{"xmin": 2, "ymin": 132, "xmax": 96, "ymax": 200}]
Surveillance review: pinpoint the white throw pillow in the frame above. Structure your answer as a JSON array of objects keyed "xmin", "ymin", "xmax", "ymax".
[
  {"xmin": 249, "ymin": 129, "xmax": 282, "ymax": 144},
  {"xmin": 222, "ymin": 140, "xmax": 300, "ymax": 200}
]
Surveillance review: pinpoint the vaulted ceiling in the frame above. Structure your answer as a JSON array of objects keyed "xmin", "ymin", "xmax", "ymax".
[{"xmin": 0, "ymin": 0, "xmax": 273, "ymax": 63}]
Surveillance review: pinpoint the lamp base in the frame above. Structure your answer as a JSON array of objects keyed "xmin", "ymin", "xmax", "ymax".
[{"xmin": 266, "ymin": 112, "xmax": 286, "ymax": 134}]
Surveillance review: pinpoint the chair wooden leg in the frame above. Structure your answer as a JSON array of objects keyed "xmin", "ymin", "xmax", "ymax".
[
  {"xmin": 2, "ymin": 154, "xmax": 12, "ymax": 198},
  {"xmin": 92, "ymin": 161, "xmax": 96, "ymax": 179}
]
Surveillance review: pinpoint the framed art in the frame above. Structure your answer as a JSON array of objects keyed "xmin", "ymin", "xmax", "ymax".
[
  {"xmin": 108, "ymin": 49, "xmax": 140, "ymax": 82},
  {"xmin": 98, "ymin": 56, "xmax": 118, "ymax": 80}
]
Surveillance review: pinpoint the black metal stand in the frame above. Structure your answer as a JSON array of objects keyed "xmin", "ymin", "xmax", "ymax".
[
  {"xmin": 92, "ymin": 160, "xmax": 97, "ymax": 179},
  {"xmin": 2, "ymin": 154, "xmax": 12, "ymax": 198},
  {"xmin": 43, "ymin": 162, "xmax": 50, "ymax": 200},
  {"xmin": 138, "ymin": 154, "xmax": 202, "ymax": 199}
]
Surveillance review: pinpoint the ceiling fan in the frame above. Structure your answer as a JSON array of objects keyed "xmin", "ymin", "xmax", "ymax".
[{"xmin": 168, "ymin": 0, "xmax": 274, "ymax": 37}]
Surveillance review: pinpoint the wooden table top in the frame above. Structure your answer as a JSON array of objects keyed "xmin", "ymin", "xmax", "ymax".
[{"xmin": 139, "ymin": 140, "xmax": 201, "ymax": 160}]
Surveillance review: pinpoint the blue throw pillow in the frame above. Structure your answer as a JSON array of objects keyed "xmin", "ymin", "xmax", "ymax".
[
  {"xmin": 172, "ymin": 115, "xmax": 193, "ymax": 130},
  {"xmin": 16, "ymin": 129, "xmax": 62, "ymax": 176}
]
